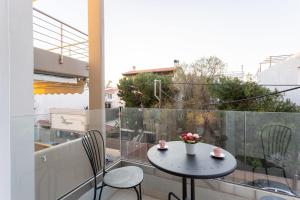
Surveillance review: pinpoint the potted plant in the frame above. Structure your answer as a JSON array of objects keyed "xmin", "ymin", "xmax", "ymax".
[{"xmin": 180, "ymin": 132, "xmax": 202, "ymax": 155}]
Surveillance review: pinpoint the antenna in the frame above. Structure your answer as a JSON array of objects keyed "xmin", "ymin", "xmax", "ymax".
[{"xmin": 154, "ymin": 80, "xmax": 162, "ymax": 108}]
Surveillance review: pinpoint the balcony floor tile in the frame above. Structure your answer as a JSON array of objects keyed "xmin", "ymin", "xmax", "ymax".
[{"xmin": 110, "ymin": 189, "xmax": 158, "ymax": 200}]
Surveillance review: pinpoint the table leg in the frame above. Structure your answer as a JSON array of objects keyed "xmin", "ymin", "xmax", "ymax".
[
  {"xmin": 182, "ymin": 177, "xmax": 187, "ymax": 200},
  {"xmin": 169, "ymin": 178, "xmax": 195, "ymax": 200},
  {"xmin": 191, "ymin": 178, "xmax": 195, "ymax": 200}
]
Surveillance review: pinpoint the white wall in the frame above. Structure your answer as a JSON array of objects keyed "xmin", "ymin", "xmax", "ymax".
[
  {"xmin": 0, "ymin": 0, "xmax": 34, "ymax": 200},
  {"xmin": 0, "ymin": 0, "xmax": 12, "ymax": 198},
  {"xmin": 10, "ymin": 0, "xmax": 34, "ymax": 199},
  {"xmin": 34, "ymin": 48, "xmax": 88, "ymax": 78},
  {"xmin": 35, "ymin": 139, "xmax": 92, "ymax": 200},
  {"xmin": 257, "ymin": 55, "xmax": 300, "ymax": 105},
  {"xmin": 105, "ymin": 89, "xmax": 123, "ymax": 108},
  {"xmin": 34, "ymin": 90, "xmax": 89, "ymax": 115},
  {"xmin": 111, "ymin": 92, "xmax": 122, "ymax": 108}
]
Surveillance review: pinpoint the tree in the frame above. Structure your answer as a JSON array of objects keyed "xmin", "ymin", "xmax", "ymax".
[
  {"xmin": 172, "ymin": 57, "xmax": 227, "ymax": 146},
  {"xmin": 209, "ymin": 77, "xmax": 299, "ymax": 112},
  {"xmin": 118, "ymin": 73, "xmax": 177, "ymax": 108},
  {"xmin": 173, "ymin": 56, "xmax": 225, "ymax": 109},
  {"xmin": 117, "ymin": 78, "xmax": 139, "ymax": 107}
]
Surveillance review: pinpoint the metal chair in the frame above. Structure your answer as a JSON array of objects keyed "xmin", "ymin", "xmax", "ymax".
[
  {"xmin": 259, "ymin": 125, "xmax": 292, "ymax": 182},
  {"xmin": 82, "ymin": 130, "xmax": 143, "ymax": 200}
]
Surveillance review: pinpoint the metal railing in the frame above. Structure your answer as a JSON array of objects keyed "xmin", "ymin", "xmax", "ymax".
[
  {"xmin": 258, "ymin": 54, "xmax": 294, "ymax": 72},
  {"xmin": 33, "ymin": 8, "xmax": 88, "ymax": 62}
]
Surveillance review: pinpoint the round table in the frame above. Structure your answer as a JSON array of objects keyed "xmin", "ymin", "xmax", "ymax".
[{"xmin": 147, "ymin": 141, "xmax": 237, "ymax": 200}]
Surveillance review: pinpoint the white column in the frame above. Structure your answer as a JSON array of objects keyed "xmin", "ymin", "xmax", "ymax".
[
  {"xmin": 88, "ymin": 0, "xmax": 105, "ymax": 132},
  {"xmin": 0, "ymin": 0, "xmax": 11, "ymax": 198},
  {"xmin": 0, "ymin": 0, "xmax": 34, "ymax": 199},
  {"xmin": 88, "ymin": 0, "xmax": 105, "ymax": 110}
]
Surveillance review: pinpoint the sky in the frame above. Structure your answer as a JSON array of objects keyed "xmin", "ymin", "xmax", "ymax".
[{"xmin": 34, "ymin": 0, "xmax": 300, "ymax": 85}]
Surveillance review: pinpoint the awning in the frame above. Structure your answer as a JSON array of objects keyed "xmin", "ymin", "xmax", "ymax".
[{"xmin": 34, "ymin": 79, "xmax": 86, "ymax": 95}]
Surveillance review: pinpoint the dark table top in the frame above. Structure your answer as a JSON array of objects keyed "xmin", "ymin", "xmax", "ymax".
[{"xmin": 147, "ymin": 141, "xmax": 237, "ymax": 179}]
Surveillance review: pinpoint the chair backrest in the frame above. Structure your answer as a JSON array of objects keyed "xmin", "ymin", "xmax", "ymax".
[
  {"xmin": 260, "ymin": 125, "xmax": 292, "ymax": 161},
  {"xmin": 82, "ymin": 130, "xmax": 105, "ymax": 176}
]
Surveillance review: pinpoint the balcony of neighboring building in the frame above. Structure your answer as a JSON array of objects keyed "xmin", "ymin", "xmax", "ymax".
[{"xmin": 32, "ymin": 8, "xmax": 88, "ymax": 95}]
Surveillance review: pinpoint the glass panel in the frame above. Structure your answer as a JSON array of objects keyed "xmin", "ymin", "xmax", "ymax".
[
  {"xmin": 34, "ymin": 113, "xmax": 82, "ymax": 149},
  {"xmin": 120, "ymin": 108, "xmax": 300, "ymax": 198},
  {"xmin": 245, "ymin": 112, "xmax": 300, "ymax": 197},
  {"xmin": 120, "ymin": 109, "xmax": 245, "ymax": 165},
  {"xmin": 31, "ymin": 109, "xmax": 122, "ymax": 199},
  {"xmin": 11, "ymin": 115, "xmax": 35, "ymax": 200},
  {"xmin": 105, "ymin": 108, "xmax": 121, "ymax": 166},
  {"xmin": 25, "ymin": 108, "xmax": 300, "ymax": 198}
]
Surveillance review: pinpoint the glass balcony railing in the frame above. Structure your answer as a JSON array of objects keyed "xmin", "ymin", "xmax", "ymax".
[
  {"xmin": 12, "ymin": 108, "xmax": 300, "ymax": 199},
  {"xmin": 119, "ymin": 108, "xmax": 300, "ymax": 197},
  {"xmin": 33, "ymin": 108, "xmax": 121, "ymax": 165}
]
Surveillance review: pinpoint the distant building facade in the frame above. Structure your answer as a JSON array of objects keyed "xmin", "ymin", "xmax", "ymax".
[
  {"xmin": 105, "ymin": 87, "xmax": 123, "ymax": 108},
  {"xmin": 223, "ymin": 70, "xmax": 245, "ymax": 81},
  {"xmin": 257, "ymin": 52, "xmax": 300, "ymax": 105}
]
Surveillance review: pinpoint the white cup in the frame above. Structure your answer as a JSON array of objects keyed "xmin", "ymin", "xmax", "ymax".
[{"xmin": 159, "ymin": 140, "xmax": 166, "ymax": 148}]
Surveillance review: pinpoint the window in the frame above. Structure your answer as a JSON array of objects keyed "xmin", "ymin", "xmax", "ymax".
[{"xmin": 105, "ymin": 102, "xmax": 111, "ymax": 108}]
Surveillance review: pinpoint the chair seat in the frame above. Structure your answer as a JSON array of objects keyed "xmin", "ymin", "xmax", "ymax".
[{"xmin": 103, "ymin": 166, "xmax": 143, "ymax": 189}]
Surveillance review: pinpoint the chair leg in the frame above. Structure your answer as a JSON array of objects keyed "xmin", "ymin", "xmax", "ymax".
[
  {"xmin": 282, "ymin": 168, "xmax": 287, "ymax": 179},
  {"xmin": 264, "ymin": 167, "xmax": 270, "ymax": 186},
  {"xmin": 98, "ymin": 182, "xmax": 105, "ymax": 200},
  {"xmin": 282, "ymin": 168, "xmax": 291, "ymax": 191},
  {"xmin": 168, "ymin": 192, "xmax": 180, "ymax": 200},
  {"xmin": 134, "ymin": 186, "xmax": 140, "ymax": 200},
  {"xmin": 93, "ymin": 178, "xmax": 97, "ymax": 200},
  {"xmin": 252, "ymin": 167, "xmax": 256, "ymax": 186},
  {"xmin": 139, "ymin": 183, "xmax": 142, "ymax": 200}
]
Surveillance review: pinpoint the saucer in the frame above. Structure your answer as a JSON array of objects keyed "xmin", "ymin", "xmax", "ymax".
[
  {"xmin": 157, "ymin": 144, "xmax": 168, "ymax": 150},
  {"xmin": 210, "ymin": 151, "xmax": 225, "ymax": 159}
]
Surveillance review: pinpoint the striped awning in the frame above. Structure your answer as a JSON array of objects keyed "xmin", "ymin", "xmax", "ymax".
[{"xmin": 34, "ymin": 79, "xmax": 86, "ymax": 95}]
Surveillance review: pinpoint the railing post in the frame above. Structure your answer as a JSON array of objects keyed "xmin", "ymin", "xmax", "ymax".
[
  {"xmin": 244, "ymin": 112, "xmax": 247, "ymax": 182},
  {"xmin": 59, "ymin": 24, "xmax": 64, "ymax": 64},
  {"xmin": 69, "ymin": 46, "xmax": 71, "ymax": 57},
  {"xmin": 154, "ymin": 80, "xmax": 162, "ymax": 108}
]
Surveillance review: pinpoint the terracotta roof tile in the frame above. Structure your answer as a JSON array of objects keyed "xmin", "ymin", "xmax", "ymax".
[
  {"xmin": 122, "ymin": 67, "xmax": 175, "ymax": 75},
  {"xmin": 105, "ymin": 87, "xmax": 118, "ymax": 93}
]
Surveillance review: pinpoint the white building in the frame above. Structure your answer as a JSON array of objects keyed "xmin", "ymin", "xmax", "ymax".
[
  {"xmin": 223, "ymin": 70, "xmax": 245, "ymax": 81},
  {"xmin": 105, "ymin": 87, "xmax": 123, "ymax": 108},
  {"xmin": 257, "ymin": 52, "xmax": 300, "ymax": 105}
]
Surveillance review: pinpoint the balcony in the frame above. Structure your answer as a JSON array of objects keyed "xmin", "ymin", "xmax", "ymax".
[
  {"xmin": 12, "ymin": 108, "xmax": 298, "ymax": 200},
  {"xmin": 4, "ymin": 1, "xmax": 300, "ymax": 199},
  {"xmin": 33, "ymin": 8, "xmax": 88, "ymax": 78}
]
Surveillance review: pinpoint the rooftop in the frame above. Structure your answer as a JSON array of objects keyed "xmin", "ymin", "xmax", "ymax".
[
  {"xmin": 122, "ymin": 67, "xmax": 175, "ymax": 76},
  {"xmin": 105, "ymin": 87, "xmax": 118, "ymax": 93}
]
